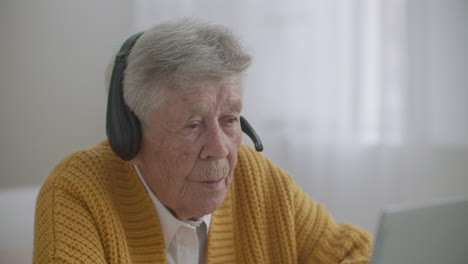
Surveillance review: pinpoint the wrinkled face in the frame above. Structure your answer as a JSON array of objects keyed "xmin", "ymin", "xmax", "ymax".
[{"xmin": 134, "ymin": 76, "xmax": 243, "ymax": 221}]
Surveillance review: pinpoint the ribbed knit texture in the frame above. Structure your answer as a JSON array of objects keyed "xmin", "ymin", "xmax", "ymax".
[{"xmin": 33, "ymin": 140, "xmax": 372, "ymax": 263}]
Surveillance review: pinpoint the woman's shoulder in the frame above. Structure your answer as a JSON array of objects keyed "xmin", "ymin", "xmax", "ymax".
[{"xmin": 39, "ymin": 140, "xmax": 125, "ymax": 198}]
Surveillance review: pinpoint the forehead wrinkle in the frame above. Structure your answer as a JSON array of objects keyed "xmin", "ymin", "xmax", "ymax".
[
  {"xmin": 182, "ymin": 92, "xmax": 215, "ymax": 116},
  {"xmin": 166, "ymin": 75, "xmax": 243, "ymax": 117},
  {"xmin": 182, "ymin": 90, "xmax": 241, "ymax": 116}
]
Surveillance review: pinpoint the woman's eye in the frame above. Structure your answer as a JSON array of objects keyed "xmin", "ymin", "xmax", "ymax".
[
  {"xmin": 225, "ymin": 116, "xmax": 239, "ymax": 124},
  {"xmin": 187, "ymin": 123, "xmax": 199, "ymax": 129}
]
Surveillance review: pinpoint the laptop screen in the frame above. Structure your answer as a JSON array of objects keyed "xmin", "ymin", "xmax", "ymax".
[{"xmin": 371, "ymin": 196, "xmax": 468, "ymax": 264}]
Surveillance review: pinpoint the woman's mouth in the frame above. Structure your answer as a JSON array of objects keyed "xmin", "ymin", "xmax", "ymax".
[{"xmin": 198, "ymin": 177, "xmax": 225, "ymax": 189}]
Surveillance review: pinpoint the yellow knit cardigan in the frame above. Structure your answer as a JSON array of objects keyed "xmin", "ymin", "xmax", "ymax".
[{"xmin": 33, "ymin": 141, "xmax": 372, "ymax": 263}]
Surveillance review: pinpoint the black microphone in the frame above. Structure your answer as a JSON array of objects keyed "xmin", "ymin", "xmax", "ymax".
[{"xmin": 240, "ymin": 116, "xmax": 263, "ymax": 152}]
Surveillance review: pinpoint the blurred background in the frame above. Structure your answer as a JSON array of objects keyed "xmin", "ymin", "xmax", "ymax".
[{"xmin": 1, "ymin": 0, "xmax": 467, "ymax": 262}]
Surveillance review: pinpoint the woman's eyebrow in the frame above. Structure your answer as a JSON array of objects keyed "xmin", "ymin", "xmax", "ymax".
[{"xmin": 229, "ymin": 99, "xmax": 243, "ymax": 113}]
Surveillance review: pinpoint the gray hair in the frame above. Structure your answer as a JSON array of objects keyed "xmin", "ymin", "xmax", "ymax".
[{"xmin": 107, "ymin": 19, "xmax": 252, "ymax": 127}]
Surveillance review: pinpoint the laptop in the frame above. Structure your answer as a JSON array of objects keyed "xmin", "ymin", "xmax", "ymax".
[{"xmin": 371, "ymin": 196, "xmax": 468, "ymax": 264}]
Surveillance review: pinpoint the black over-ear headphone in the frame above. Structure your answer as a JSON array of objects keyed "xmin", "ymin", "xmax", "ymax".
[{"xmin": 106, "ymin": 32, "xmax": 263, "ymax": 161}]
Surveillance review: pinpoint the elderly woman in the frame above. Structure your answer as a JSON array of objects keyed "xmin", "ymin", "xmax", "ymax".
[{"xmin": 33, "ymin": 19, "xmax": 372, "ymax": 263}]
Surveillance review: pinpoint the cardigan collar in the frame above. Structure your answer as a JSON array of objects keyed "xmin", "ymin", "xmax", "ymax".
[{"xmin": 104, "ymin": 140, "xmax": 237, "ymax": 263}]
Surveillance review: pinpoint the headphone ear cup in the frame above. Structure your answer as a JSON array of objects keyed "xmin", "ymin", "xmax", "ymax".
[
  {"xmin": 106, "ymin": 58, "xmax": 142, "ymax": 161},
  {"xmin": 106, "ymin": 32, "xmax": 144, "ymax": 161},
  {"xmin": 124, "ymin": 109, "xmax": 142, "ymax": 160}
]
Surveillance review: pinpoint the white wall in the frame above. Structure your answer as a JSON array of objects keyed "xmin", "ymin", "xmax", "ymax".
[
  {"xmin": 0, "ymin": 0, "xmax": 134, "ymax": 188},
  {"xmin": 0, "ymin": 185, "xmax": 39, "ymax": 263}
]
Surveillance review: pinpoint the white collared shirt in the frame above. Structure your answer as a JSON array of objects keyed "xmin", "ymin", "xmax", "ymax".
[{"xmin": 134, "ymin": 165, "xmax": 211, "ymax": 264}]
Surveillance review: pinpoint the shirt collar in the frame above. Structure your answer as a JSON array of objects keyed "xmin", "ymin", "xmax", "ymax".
[{"xmin": 133, "ymin": 164, "xmax": 211, "ymax": 249}]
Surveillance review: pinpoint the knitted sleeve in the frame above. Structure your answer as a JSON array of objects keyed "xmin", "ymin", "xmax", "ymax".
[
  {"xmin": 292, "ymin": 179, "xmax": 373, "ymax": 264},
  {"xmin": 33, "ymin": 154, "xmax": 107, "ymax": 264},
  {"xmin": 236, "ymin": 145, "xmax": 372, "ymax": 263}
]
